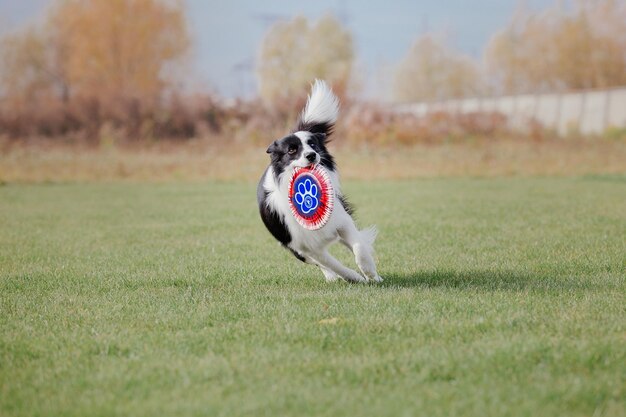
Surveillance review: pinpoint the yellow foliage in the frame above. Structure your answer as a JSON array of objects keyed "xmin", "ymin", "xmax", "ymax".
[
  {"xmin": 485, "ymin": 0, "xmax": 626, "ymax": 93},
  {"xmin": 393, "ymin": 35, "xmax": 482, "ymax": 102},
  {"xmin": 0, "ymin": 0, "xmax": 189, "ymax": 103}
]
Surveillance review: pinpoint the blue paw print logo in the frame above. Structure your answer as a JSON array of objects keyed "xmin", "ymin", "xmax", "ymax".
[{"xmin": 294, "ymin": 178, "xmax": 319, "ymax": 214}]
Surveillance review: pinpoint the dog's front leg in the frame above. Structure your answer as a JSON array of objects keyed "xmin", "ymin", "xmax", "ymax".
[
  {"xmin": 297, "ymin": 253, "xmax": 339, "ymax": 282},
  {"xmin": 319, "ymin": 266, "xmax": 339, "ymax": 282},
  {"xmin": 308, "ymin": 250, "xmax": 366, "ymax": 283}
]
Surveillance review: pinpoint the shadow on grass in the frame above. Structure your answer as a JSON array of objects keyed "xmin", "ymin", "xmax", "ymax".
[{"xmin": 380, "ymin": 269, "xmax": 602, "ymax": 292}]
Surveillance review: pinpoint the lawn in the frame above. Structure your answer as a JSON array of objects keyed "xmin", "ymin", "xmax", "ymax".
[{"xmin": 1, "ymin": 177, "xmax": 624, "ymax": 417}]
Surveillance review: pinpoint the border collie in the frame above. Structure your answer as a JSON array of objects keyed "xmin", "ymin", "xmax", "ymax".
[{"xmin": 257, "ymin": 80, "xmax": 382, "ymax": 283}]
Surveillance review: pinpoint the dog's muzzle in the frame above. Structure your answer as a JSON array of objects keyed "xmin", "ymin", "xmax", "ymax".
[{"xmin": 305, "ymin": 152, "xmax": 317, "ymax": 163}]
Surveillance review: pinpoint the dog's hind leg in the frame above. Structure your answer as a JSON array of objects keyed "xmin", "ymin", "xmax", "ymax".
[
  {"xmin": 339, "ymin": 224, "xmax": 383, "ymax": 283},
  {"xmin": 308, "ymin": 250, "xmax": 366, "ymax": 283}
]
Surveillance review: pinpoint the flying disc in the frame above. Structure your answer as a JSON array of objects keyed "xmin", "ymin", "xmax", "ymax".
[{"xmin": 288, "ymin": 165, "xmax": 334, "ymax": 230}]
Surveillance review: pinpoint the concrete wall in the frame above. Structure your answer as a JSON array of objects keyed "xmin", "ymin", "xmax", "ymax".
[{"xmin": 395, "ymin": 87, "xmax": 626, "ymax": 135}]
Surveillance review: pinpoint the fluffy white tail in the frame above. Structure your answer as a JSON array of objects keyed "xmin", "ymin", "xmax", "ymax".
[
  {"xmin": 300, "ymin": 79, "xmax": 339, "ymax": 126},
  {"xmin": 359, "ymin": 226, "xmax": 378, "ymax": 248}
]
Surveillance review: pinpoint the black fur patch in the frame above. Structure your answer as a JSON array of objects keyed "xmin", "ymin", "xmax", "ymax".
[
  {"xmin": 338, "ymin": 194, "xmax": 354, "ymax": 216},
  {"xmin": 257, "ymin": 168, "xmax": 306, "ymax": 263},
  {"xmin": 288, "ymin": 248, "xmax": 307, "ymax": 263},
  {"xmin": 307, "ymin": 132, "xmax": 336, "ymax": 171},
  {"xmin": 257, "ymin": 169, "xmax": 290, "ymax": 245},
  {"xmin": 296, "ymin": 121, "xmax": 334, "ymax": 136},
  {"xmin": 266, "ymin": 135, "xmax": 303, "ymax": 177}
]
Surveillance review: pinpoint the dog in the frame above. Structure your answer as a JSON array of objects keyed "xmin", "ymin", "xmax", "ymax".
[{"xmin": 257, "ymin": 80, "xmax": 382, "ymax": 283}]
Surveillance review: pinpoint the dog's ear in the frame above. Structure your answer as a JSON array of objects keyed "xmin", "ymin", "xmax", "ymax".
[
  {"xmin": 266, "ymin": 141, "xmax": 277, "ymax": 154},
  {"xmin": 313, "ymin": 133, "xmax": 327, "ymax": 145}
]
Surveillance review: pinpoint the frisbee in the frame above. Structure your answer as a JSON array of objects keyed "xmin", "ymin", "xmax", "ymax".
[{"xmin": 288, "ymin": 165, "xmax": 334, "ymax": 230}]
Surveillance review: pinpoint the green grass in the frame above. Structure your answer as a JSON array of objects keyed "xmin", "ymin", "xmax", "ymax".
[{"xmin": 1, "ymin": 177, "xmax": 625, "ymax": 417}]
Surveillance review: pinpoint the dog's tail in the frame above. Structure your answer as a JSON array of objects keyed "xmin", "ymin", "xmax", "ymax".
[
  {"xmin": 359, "ymin": 225, "xmax": 378, "ymax": 248},
  {"xmin": 297, "ymin": 79, "xmax": 339, "ymax": 136}
]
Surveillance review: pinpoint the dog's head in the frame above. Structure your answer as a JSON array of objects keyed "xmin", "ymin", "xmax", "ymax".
[
  {"xmin": 266, "ymin": 131, "xmax": 334, "ymax": 176},
  {"xmin": 266, "ymin": 80, "xmax": 339, "ymax": 177}
]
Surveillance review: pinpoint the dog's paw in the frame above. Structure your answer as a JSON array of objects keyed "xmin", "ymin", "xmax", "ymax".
[
  {"xmin": 344, "ymin": 271, "xmax": 367, "ymax": 283},
  {"xmin": 320, "ymin": 268, "xmax": 339, "ymax": 283},
  {"xmin": 364, "ymin": 274, "xmax": 383, "ymax": 283},
  {"xmin": 361, "ymin": 270, "xmax": 383, "ymax": 283}
]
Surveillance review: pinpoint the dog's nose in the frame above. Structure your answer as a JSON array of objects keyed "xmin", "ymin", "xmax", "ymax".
[{"xmin": 305, "ymin": 152, "xmax": 317, "ymax": 163}]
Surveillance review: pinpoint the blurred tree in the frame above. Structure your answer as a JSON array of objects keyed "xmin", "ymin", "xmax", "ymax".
[
  {"xmin": 0, "ymin": 0, "xmax": 189, "ymax": 103},
  {"xmin": 257, "ymin": 14, "xmax": 353, "ymax": 113},
  {"xmin": 0, "ymin": 27, "xmax": 71, "ymax": 103},
  {"xmin": 393, "ymin": 35, "xmax": 482, "ymax": 102},
  {"xmin": 485, "ymin": 0, "xmax": 626, "ymax": 94},
  {"xmin": 54, "ymin": 0, "xmax": 189, "ymax": 101}
]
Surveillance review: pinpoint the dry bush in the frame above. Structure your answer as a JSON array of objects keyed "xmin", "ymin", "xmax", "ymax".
[
  {"xmin": 0, "ymin": 95, "xmax": 235, "ymax": 143},
  {"xmin": 0, "ymin": 94, "xmax": 612, "ymax": 147},
  {"xmin": 344, "ymin": 105, "xmax": 509, "ymax": 145}
]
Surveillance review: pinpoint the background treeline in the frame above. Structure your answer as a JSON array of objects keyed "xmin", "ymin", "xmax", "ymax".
[{"xmin": 0, "ymin": 0, "xmax": 624, "ymax": 143}]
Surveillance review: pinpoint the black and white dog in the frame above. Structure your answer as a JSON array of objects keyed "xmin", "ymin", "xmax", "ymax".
[{"xmin": 257, "ymin": 80, "xmax": 382, "ymax": 283}]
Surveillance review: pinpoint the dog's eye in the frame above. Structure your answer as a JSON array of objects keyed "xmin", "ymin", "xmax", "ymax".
[
  {"xmin": 288, "ymin": 147, "xmax": 297, "ymax": 155},
  {"xmin": 309, "ymin": 142, "xmax": 318, "ymax": 150}
]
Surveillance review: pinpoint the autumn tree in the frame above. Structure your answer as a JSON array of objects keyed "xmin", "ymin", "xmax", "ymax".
[
  {"xmin": 485, "ymin": 0, "xmax": 626, "ymax": 93},
  {"xmin": 0, "ymin": 27, "xmax": 70, "ymax": 104},
  {"xmin": 0, "ymin": 0, "xmax": 189, "ymax": 104},
  {"xmin": 393, "ymin": 35, "xmax": 482, "ymax": 102},
  {"xmin": 257, "ymin": 14, "xmax": 354, "ymax": 112}
]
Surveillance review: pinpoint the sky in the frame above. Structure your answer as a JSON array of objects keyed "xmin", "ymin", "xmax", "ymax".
[{"xmin": 0, "ymin": 0, "xmax": 554, "ymax": 99}]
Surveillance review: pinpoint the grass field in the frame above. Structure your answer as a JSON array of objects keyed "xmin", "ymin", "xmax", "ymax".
[{"xmin": 1, "ymin": 177, "xmax": 625, "ymax": 416}]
